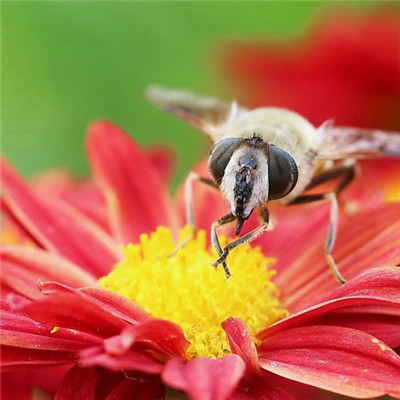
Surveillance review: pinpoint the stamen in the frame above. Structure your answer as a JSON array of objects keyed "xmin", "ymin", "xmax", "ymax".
[{"xmin": 99, "ymin": 226, "xmax": 288, "ymax": 359}]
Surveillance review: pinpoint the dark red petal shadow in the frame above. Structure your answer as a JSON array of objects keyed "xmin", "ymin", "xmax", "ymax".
[
  {"xmin": 55, "ymin": 366, "xmax": 164, "ymax": 400},
  {"xmin": 0, "ymin": 371, "xmax": 33, "ymax": 400},
  {"xmin": 231, "ymin": 372, "xmax": 296, "ymax": 400},
  {"xmin": 54, "ymin": 366, "xmax": 98, "ymax": 400},
  {"xmin": 163, "ymin": 355, "xmax": 245, "ymax": 400}
]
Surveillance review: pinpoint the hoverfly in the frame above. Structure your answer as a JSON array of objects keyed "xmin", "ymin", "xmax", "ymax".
[{"xmin": 146, "ymin": 86, "xmax": 400, "ymax": 283}]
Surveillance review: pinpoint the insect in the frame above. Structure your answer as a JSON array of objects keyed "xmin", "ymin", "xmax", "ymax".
[{"xmin": 146, "ymin": 86, "xmax": 400, "ymax": 283}]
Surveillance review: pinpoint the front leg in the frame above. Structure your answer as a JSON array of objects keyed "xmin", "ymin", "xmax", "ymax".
[
  {"xmin": 169, "ymin": 171, "xmax": 218, "ymax": 256},
  {"xmin": 184, "ymin": 171, "xmax": 218, "ymax": 230},
  {"xmin": 211, "ymin": 212, "xmax": 238, "ymax": 278},
  {"xmin": 212, "ymin": 207, "xmax": 270, "ymax": 277}
]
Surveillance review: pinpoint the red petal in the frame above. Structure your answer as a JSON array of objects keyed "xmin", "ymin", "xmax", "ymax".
[
  {"xmin": 36, "ymin": 282, "xmax": 150, "ymax": 323},
  {"xmin": 1, "ymin": 158, "xmax": 120, "ymax": 277},
  {"xmin": 278, "ymin": 204, "xmax": 400, "ymax": 311},
  {"xmin": 313, "ymin": 266, "xmax": 400, "ymax": 304},
  {"xmin": 1, "ymin": 302, "xmax": 102, "ymax": 351},
  {"xmin": 1, "ymin": 263, "xmax": 45, "ymax": 300},
  {"xmin": 31, "ymin": 169, "xmax": 111, "ymax": 233},
  {"xmin": 258, "ymin": 325, "xmax": 400, "ymax": 398},
  {"xmin": 79, "ymin": 318, "xmax": 188, "ymax": 374},
  {"xmin": 80, "ymin": 287, "xmax": 150, "ymax": 323},
  {"xmin": 54, "ymin": 366, "xmax": 97, "ymax": 400},
  {"xmin": 1, "ymin": 245, "xmax": 96, "ymax": 298},
  {"xmin": 104, "ymin": 373, "xmax": 164, "ymax": 400},
  {"xmin": 1, "ymin": 294, "xmax": 30, "ymax": 311},
  {"xmin": 145, "ymin": 145, "xmax": 176, "ymax": 185},
  {"xmin": 1, "ymin": 199, "xmax": 42, "ymax": 246},
  {"xmin": 79, "ymin": 345, "xmax": 163, "ymax": 375},
  {"xmin": 0, "ymin": 345, "xmax": 75, "ymax": 371},
  {"xmin": 222, "ymin": 317, "xmax": 260, "ymax": 379},
  {"xmin": 0, "ymin": 371, "xmax": 32, "ymax": 400},
  {"xmin": 315, "ymin": 310, "xmax": 400, "ymax": 348},
  {"xmin": 231, "ymin": 372, "xmax": 296, "ymax": 400},
  {"xmin": 261, "ymin": 203, "xmax": 329, "ymax": 276},
  {"xmin": 162, "ymin": 355, "xmax": 245, "ymax": 400},
  {"xmin": 1, "ymin": 366, "xmax": 68, "ymax": 397},
  {"xmin": 31, "ymin": 365, "xmax": 72, "ymax": 396},
  {"xmin": 55, "ymin": 366, "xmax": 164, "ymax": 400},
  {"xmin": 259, "ymin": 299, "xmax": 400, "ymax": 341},
  {"xmin": 235, "ymin": 372, "xmax": 343, "ymax": 400},
  {"xmin": 258, "ymin": 267, "xmax": 400, "ymax": 342},
  {"xmin": 1, "ymin": 329, "xmax": 99, "ymax": 352},
  {"xmin": 21, "ymin": 292, "xmax": 128, "ymax": 338},
  {"xmin": 86, "ymin": 120, "xmax": 180, "ymax": 244},
  {"xmin": 112, "ymin": 319, "xmax": 189, "ymax": 358}
]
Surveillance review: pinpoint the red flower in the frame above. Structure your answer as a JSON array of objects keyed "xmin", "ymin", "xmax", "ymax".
[
  {"xmin": 1, "ymin": 121, "xmax": 400, "ymax": 400},
  {"xmin": 220, "ymin": 10, "xmax": 400, "ymax": 131}
]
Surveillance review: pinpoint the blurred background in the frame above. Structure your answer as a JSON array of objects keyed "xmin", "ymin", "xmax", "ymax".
[{"xmin": 2, "ymin": 1, "xmax": 399, "ymax": 188}]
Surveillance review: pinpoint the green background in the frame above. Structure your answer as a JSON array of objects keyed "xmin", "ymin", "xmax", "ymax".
[{"xmin": 1, "ymin": 1, "xmax": 380, "ymax": 187}]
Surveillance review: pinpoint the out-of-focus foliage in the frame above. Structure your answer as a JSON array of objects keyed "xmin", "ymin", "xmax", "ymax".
[{"xmin": 2, "ymin": 1, "xmax": 380, "ymax": 186}]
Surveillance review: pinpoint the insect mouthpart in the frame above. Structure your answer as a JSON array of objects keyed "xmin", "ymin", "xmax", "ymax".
[
  {"xmin": 234, "ymin": 216, "xmax": 246, "ymax": 236},
  {"xmin": 233, "ymin": 165, "xmax": 255, "ymax": 235}
]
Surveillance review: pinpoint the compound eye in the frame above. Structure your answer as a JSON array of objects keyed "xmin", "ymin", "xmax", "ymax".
[
  {"xmin": 208, "ymin": 137, "xmax": 242, "ymax": 184},
  {"xmin": 268, "ymin": 145, "xmax": 298, "ymax": 200}
]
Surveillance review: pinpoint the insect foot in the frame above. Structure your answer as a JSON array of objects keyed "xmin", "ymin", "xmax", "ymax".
[
  {"xmin": 212, "ymin": 251, "xmax": 229, "ymax": 268},
  {"xmin": 211, "ymin": 254, "xmax": 232, "ymax": 280}
]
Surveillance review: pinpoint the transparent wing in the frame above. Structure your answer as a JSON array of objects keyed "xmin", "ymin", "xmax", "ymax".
[
  {"xmin": 318, "ymin": 127, "xmax": 400, "ymax": 160},
  {"xmin": 145, "ymin": 85, "xmax": 248, "ymax": 142}
]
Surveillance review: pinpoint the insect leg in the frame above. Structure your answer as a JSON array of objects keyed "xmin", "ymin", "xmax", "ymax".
[
  {"xmin": 212, "ymin": 208, "xmax": 270, "ymax": 274},
  {"xmin": 306, "ymin": 161, "xmax": 356, "ymax": 193},
  {"xmin": 287, "ymin": 193, "xmax": 346, "ymax": 284},
  {"xmin": 287, "ymin": 161, "xmax": 355, "ymax": 206},
  {"xmin": 287, "ymin": 194, "xmax": 326, "ymax": 205},
  {"xmin": 324, "ymin": 193, "xmax": 346, "ymax": 284},
  {"xmin": 335, "ymin": 162, "xmax": 356, "ymax": 195},
  {"xmin": 211, "ymin": 212, "xmax": 237, "ymax": 278},
  {"xmin": 169, "ymin": 171, "xmax": 217, "ymax": 256},
  {"xmin": 184, "ymin": 171, "xmax": 218, "ymax": 229}
]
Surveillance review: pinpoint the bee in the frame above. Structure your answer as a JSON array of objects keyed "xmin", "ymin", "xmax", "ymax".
[{"xmin": 146, "ymin": 86, "xmax": 400, "ymax": 283}]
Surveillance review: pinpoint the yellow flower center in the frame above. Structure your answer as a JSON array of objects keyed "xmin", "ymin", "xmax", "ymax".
[{"xmin": 99, "ymin": 226, "xmax": 287, "ymax": 359}]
